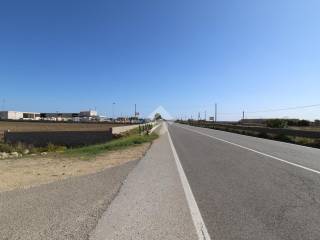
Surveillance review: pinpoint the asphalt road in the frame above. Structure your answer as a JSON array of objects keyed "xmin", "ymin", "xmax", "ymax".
[
  {"xmin": 3, "ymin": 122, "xmax": 320, "ymax": 240},
  {"xmin": 90, "ymin": 125, "xmax": 197, "ymax": 240},
  {"xmin": 0, "ymin": 160, "xmax": 138, "ymax": 240},
  {"xmin": 168, "ymin": 122, "xmax": 320, "ymax": 240}
]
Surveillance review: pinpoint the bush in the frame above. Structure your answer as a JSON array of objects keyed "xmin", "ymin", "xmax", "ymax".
[
  {"xmin": 274, "ymin": 134, "xmax": 292, "ymax": 142},
  {"xmin": 266, "ymin": 119, "xmax": 288, "ymax": 128},
  {"xmin": 297, "ymin": 120, "xmax": 310, "ymax": 127},
  {"xmin": 66, "ymin": 132, "xmax": 158, "ymax": 157},
  {"xmin": 139, "ymin": 124, "xmax": 154, "ymax": 135},
  {"xmin": 287, "ymin": 119, "xmax": 311, "ymax": 127},
  {"xmin": 46, "ymin": 143, "xmax": 67, "ymax": 152},
  {"xmin": 257, "ymin": 132, "xmax": 269, "ymax": 138},
  {"xmin": 293, "ymin": 137, "xmax": 315, "ymax": 146},
  {"xmin": 0, "ymin": 142, "xmax": 37, "ymax": 154},
  {"xmin": 13, "ymin": 142, "xmax": 28, "ymax": 153},
  {"xmin": 0, "ymin": 143, "xmax": 15, "ymax": 153},
  {"xmin": 310, "ymin": 139, "xmax": 320, "ymax": 148}
]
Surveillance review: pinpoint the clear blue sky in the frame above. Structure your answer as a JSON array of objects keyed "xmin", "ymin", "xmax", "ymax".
[{"xmin": 1, "ymin": 0, "xmax": 319, "ymax": 120}]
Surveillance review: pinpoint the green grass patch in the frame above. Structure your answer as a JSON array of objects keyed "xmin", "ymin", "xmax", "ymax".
[
  {"xmin": 0, "ymin": 142, "xmax": 37, "ymax": 154},
  {"xmin": 0, "ymin": 126, "xmax": 158, "ymax": 158},
  {"xmin": 0, "ymin": 141, "xmax": 67, "ymax": 154},
  {"xmin": 64, "ymin": 132, "xmax": 158, "ymax": 158}
]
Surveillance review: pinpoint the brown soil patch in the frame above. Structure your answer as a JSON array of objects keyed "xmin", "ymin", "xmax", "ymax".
[
  {"xmin": 0, "ymin": 121, "xmax": 128, "ymax": 142},
  {"xmin": 0, "ymin": 121, "xmax": 124, "ymax": 133},
  {"xmin": 0, "ymin": 143, "xmax": 150, "ymax": 192}
]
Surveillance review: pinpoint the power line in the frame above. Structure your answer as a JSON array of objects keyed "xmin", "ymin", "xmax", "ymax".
[
  {"xmin": 215, "ymin": 103, "xmax": 217, "ymax": 122},
  {"xmin": 170, "ymin": 103, "xmax": 320, "ymax": 121},
  {"xmin": 246, "ymin": 104, "xmax": 320, "ymax": 114},
  {"xmin": 218, "ymin": 112, "xmax": 242, "ymax": 116},
  {"xmin": 211, "ymin": 104, "xmax": 320, "ymax": 116}
]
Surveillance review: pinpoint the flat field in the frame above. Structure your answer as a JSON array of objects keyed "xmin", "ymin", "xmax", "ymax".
[
  {"xmin": 288, "ymin": 126, "xmax": 320, "ymax": 131},
  {"xmin": 0, "ymin": 121, "xmax": 128, "ymax": 141},
  {"xmin": 0, "ymin": 121, "xmax": 124, "ymax": 132}
]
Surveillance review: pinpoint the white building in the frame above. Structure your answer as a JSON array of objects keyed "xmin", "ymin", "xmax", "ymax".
[
  {"xmin": 80, "ymin": 110, "xmax": 98, "ymax": 117},
  {"xmin": 0, "ymin": 110, "xmax": 100, "ymax": 122},
  {"xmin": 79, "ymin": 110, "xmax": 98, "ymax": 121},
  {"xmin": 0, "ymin": 111, "xmax": 40, "ymax": 120}
]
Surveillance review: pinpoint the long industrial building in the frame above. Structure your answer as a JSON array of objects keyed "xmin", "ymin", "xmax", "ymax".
[
  {"xmin": 0, "ymin": 111, "xmax": 40, "ymax": 120},
  {"xmin": 0, "ymin": 110, "xmax": 98, "ymax": 122}
]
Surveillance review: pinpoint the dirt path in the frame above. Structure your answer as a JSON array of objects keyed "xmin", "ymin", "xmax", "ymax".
[{"xmin": 0, "ymin": 143, "xmax": 150, "ymax": 192}]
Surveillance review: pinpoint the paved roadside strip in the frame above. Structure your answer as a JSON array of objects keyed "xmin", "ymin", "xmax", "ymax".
[{"xmin": 90, "ymin": 124, "xmax": 198, "ymax": 240}]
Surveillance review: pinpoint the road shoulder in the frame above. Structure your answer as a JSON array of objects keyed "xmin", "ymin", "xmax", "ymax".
[
  {"xmin": 0, "ymin": 160, "xmax": 139, "ymax": 240},
  {"xmin": 90, "ymin": 125, "xmax": 198, "ymax": 240}
]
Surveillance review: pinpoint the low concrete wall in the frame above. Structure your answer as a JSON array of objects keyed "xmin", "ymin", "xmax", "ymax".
[
  {"xmin": 3, "ymin": 122, "xmax": 156, "ymax": 147},
  {"xmin": 4, "ymin": 129, "xmax": 113, "ymax": 147},
  {"xmin": 112, "ymin": 125, "xmax": 140, "ymax": 134},
  {"xmin": 112, "ymin": 123, "xmax": 156, "ymax": 134}
]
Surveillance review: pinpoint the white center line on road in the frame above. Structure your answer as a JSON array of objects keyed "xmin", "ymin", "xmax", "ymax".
[
  {"xmin": 175, "ymin": 124, "xmax": 320, "ymax": 176},
  {"xmin": 165, "ymin": 123, "xmax": 212, "ymax": 240}
]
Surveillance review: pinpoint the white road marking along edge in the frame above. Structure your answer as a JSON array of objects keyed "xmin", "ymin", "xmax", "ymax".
[
  {"xmin": 165, "ymin": 123, "xmax": 212, "ymax": 240},
  {"xmin": 176, "ymin": 124, "xmax": 320, "ymax": 175}
]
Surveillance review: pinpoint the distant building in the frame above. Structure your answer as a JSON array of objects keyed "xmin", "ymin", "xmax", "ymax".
[
  {"xmin": 79, "ymin": 110, "xmax": 98, "ymax": 122},
  {"xmin": 80, "ymin": 110, "xmax": 97, "ymax": 117},
  {"xmin": 0, "ymin": 109, "xmax": 150, "ymax": 123},
  {"xmin": 0, "ymin": 111, "xmax": 40, "ymax": 120},
  {"xmin": 0, "ymin": 110, "xmax": 97, "ymax": 122},
  {"xmin": 40, "ymin": 113, "xmax": 79, "ymax": 122}
]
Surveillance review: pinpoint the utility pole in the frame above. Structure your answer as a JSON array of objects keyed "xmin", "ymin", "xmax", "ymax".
[
  {"xmin": 134, "ymin": 104, "xmax": 137, "ymax": 117},
  {"xmin": 205, "ymin": 111, "xmax": 207, "ymax": 121},
  {"xmin": 215, "ymin": 103, "xmax": 217, "ymax": 122},
  {"xmin": 242, "ymin": 111, "xmax": 245, "ymax": 121},
  {"xmin": 1, "ymin": 99, "xmax": 5, "ymax": 111},
  {"xmin": 112, "ymin": 102, "xmax": 116, "ymax": 121},
  {"xmin": 198, "ymin": 112, "xmax": 200, "ymax": 121}
]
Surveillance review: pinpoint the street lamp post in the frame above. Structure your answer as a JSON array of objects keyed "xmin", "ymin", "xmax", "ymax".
[{"xmin": 112, "ymin": 102, "xmax": 116, "ymax": 122}]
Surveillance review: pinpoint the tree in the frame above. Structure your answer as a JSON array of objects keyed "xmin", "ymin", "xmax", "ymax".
[
  {"xmin": 266, "ymin": 119, "xmax": 288, "ymax": 128},
  {"xmin": 154, "ymin": 113, "xmax": 162, "ymax": 120},
  {"xmin": 297, "ymin": 120, "xmax": 310, "ymax": 127}
]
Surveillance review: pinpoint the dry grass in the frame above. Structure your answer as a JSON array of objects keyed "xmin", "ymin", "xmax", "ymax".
[
  {"xmin": 0, "ymin": 143, "xmax": 151, "ymax": 192},
  {"xmin": 288, "ymin": 126, "xmax": 320, "ymax": 132}
]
